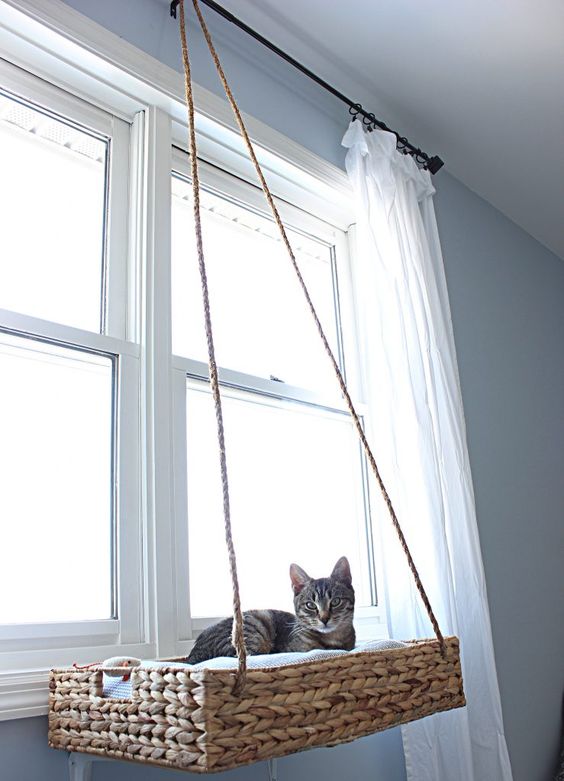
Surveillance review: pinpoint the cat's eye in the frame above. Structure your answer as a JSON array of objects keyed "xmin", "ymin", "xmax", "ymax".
[
  {"xmin": 331, "ymin": 598, "xmax": 342, "ymax": 607},
  {"xmin": 305, "ymin": 601, "xmax": 317, "ymax": 611}
]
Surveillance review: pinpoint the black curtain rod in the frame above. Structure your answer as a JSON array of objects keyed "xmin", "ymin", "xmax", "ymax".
[{"xmin": 170, "ymin": 0, "xmax": 443, "ymax": 174}]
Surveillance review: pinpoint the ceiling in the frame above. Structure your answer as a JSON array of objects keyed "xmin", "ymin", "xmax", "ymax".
[{"xmin": 201, "ymin": 0, "xmax": 564, "ymax": 259}]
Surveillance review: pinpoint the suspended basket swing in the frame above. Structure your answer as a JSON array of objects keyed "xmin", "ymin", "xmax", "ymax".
[{"xmin": 48, "ymin": 0, "xmax": 465, "ymax": 773}]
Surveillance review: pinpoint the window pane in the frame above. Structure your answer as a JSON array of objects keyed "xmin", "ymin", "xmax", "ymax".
[
  {"xmin": 0, "ymin": 91, "xmax": 107, "ymax": 331},
  {"xmin": 172, "ymin": 176, "xmax": 340, "ymax": 392},
  {"xmin": 186, "ymin": 383, "xmax": 372, "ymax": 617},
  {"xmin": 0, "ymin": 333, "xmax": 113, "ymax": 623}
]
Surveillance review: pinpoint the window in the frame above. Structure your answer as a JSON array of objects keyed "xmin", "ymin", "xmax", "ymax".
[
  {"xmin": 0, "ymin": 61, "xmax": 144, "ymax": 675},
  {"xmin": 170, "ymin": 156, "xmax": 379, "ymax": 630}
]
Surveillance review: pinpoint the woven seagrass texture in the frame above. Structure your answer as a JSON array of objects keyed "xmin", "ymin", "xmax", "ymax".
[{"xmin": 49, "ymin": 637, "xmax": 465, "ymax": 773}]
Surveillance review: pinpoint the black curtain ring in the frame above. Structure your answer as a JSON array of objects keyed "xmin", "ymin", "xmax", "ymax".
[
  {"xmin": 409, "ymin": 147, "xmax": 427, "ymax": 166},
  {"xmin": 348, "ymin": 103, "xmax": 362, "ymax": 122},
  {"xmin": 363, "ymin": 113, "xmax": 378, "ymax": 132}
]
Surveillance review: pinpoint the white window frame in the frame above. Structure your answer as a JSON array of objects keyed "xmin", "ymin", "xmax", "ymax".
[
  {"xmin": 0, "ymin": 58, "xmax": 150, "ymax": 709},
  {"xmin": 168, "ymin": 150, "xmax": 387, "ymax": 652},
  {"xmin": 0, "ymin": 0, "xmax": 391, "ymax": 720}
]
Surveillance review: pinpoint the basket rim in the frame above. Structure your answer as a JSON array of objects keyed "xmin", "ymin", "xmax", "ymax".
[{"xmin": 50, "ymin": 635, "xmax": 460, "ymax": 677}]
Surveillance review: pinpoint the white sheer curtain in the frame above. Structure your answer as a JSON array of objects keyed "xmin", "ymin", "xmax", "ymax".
[{"xmin": 342, "ymin": 121, "xmax": 513, "ymax": 781}]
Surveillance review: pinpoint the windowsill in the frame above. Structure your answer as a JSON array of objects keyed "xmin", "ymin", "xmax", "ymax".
[
  {"xmin": 0, "ymin": 669, "xmax": 50, "ymax": 721},
  {"xmin": 0, "ymin": 638, "xmax": 157, "ymax": 721}
]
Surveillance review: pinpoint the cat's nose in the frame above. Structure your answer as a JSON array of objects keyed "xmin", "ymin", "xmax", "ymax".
[{"xmin": 320, "ymin": 614, "xmax": 330, "ymax": 625}]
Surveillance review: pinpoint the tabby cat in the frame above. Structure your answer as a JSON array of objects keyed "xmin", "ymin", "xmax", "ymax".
[{"xmin": 186, "ymin": 557, "xmax": 355, "ymax": 663}]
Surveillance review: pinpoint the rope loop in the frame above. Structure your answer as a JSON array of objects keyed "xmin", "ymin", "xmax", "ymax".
[
  {"xmin": 176, "ymin": 0, "xmax": 446, "ymax": 676},
  {"xmin": 178, "ymin": 0, "xmax": 247, "ymax": 693}
]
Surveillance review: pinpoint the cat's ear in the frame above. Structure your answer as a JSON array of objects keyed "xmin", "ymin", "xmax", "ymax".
[
  {"xmin": 331, "ymin": 556, "xmax": 352, "ymax": 585},
  {"xmin": 290, "ymin": 563, "xmax": 311, "ymax": 595}
]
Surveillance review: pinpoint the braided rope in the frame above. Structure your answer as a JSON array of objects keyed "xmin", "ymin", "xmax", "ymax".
[
  {"xmin": 178, "ymin": 0, "xmax": 247, "ymax": 694},
  {"xmin": 178, "ymin": 0, "xmax": 445, "ymax": 666}
]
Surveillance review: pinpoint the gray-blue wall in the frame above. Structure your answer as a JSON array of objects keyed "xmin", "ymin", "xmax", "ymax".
[
  {"xmin": 1, "ymin": 1, "xmax": 562, "ymax": 779},
  {"xmin": 435, "ymin": 176, "xmax": 564, "ymax": 781},
  {"xmin": 0, "ymin": 715, "xmax": 407, "ymax": 781}
]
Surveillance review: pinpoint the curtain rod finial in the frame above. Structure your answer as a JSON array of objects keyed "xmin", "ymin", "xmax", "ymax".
[{"xmin": 427, "ymin": 156, "xmax": 444, "ymax": 175}]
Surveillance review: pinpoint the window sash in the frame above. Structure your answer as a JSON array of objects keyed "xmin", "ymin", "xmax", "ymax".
[
  {"xmin": 171, "ymin": 365, "xmax": 389, "ymax": 651},
  {"xmin": 0, "ymin": 331, "xmax": 116, "ymax": 625},
  {"xmin": 184, "ymin": 377, "xmax": 376, "ymax": 612},
  {"xmin": 0, "ymin": 58, "xmax": 131, "ymax": 342},
  {"xmin": 0, "ymin": 318, "xmax": 145, "ymax": 658},
  {"xmin": 170, "ymin": 148, "xmax": 364, "ymax": 404}
]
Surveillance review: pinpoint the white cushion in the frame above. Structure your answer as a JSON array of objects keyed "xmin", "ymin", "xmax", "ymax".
[{"xmin": 102, "ymin": 639, "xmax": 406, "ymax": 698}]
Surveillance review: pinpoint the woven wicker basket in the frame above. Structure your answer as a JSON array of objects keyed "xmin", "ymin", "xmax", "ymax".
[{"xmin": 49, "ymin": 636, "xmax": 464, "ymax": 774}]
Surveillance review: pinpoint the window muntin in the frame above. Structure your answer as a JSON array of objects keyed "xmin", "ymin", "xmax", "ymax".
[
  {"xmin": 0, "ymin": 90, "xmax": 108, "ymax": 333},
  {"xmin": 0, "ymin": 332, "xmax": 114, "ymax": 624},
  {"xmin": 171, "ymin": 175, "xmax": 340, "ymax": 392}
]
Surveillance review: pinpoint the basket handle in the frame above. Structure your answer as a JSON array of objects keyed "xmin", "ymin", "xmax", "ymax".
[{"xmin": 177, "ymin": 0, "xmax": 446, "ymax": 695}]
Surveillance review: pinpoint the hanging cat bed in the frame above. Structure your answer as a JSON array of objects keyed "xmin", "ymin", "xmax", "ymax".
[{"xmin": 48, "ymin": 0, "xmax": 465, "ymax": 773}]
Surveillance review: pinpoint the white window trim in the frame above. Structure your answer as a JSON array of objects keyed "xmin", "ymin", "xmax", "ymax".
[
  {"xmin": 0, "ymin": 0, "xmax": 392, "ymax": 722},
  {"xmin": 0, "ymin": 59, "xmax": 152, "ymax": 708}
]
